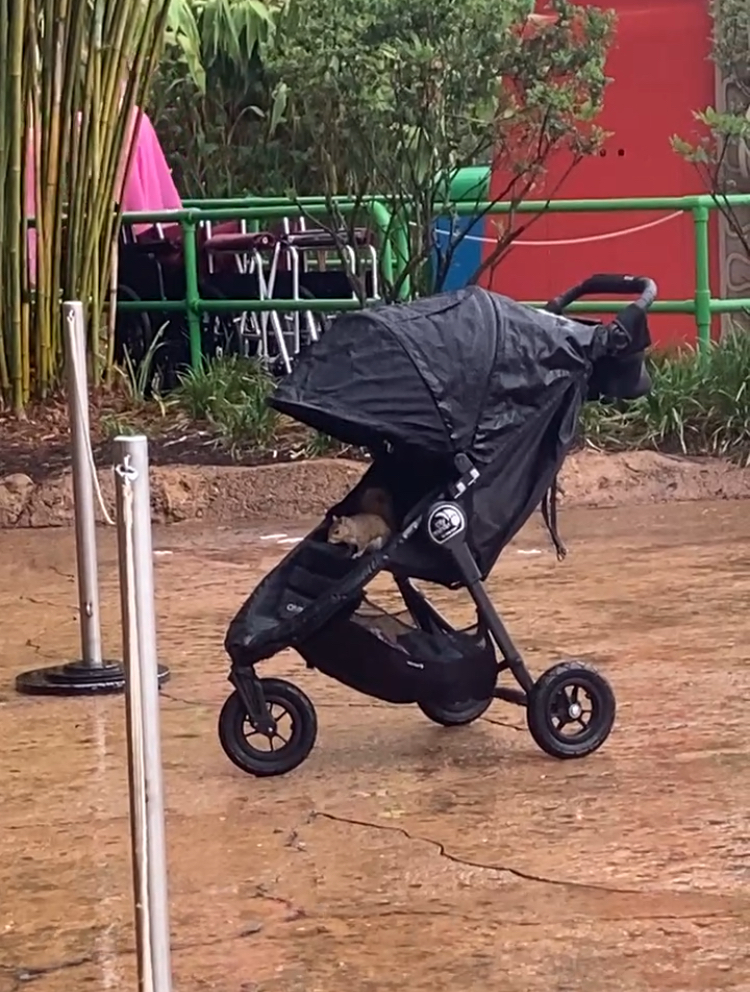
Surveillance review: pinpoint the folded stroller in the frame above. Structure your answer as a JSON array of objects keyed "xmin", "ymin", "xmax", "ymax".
[{"xmin": 219, "ymin": 274, "xmax": 656, "ymax": 776}]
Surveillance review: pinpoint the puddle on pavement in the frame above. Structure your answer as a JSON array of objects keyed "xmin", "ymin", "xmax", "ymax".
[{"xmin": 1, "ymin": 500, "xmax": 750, "ymax": 991}]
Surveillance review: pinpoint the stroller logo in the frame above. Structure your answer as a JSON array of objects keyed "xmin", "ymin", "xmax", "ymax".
[{"xmin": 427, "ymin": 502, "xmax": 466, "ymax": 545}]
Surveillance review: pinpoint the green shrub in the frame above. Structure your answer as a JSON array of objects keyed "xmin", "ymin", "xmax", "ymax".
[
  {"xmin": 582, "ymin": 330, "xmax": 750, "ymax": 461},
  {"xmin": 171, "ymin": 356, "xmax": 279, "ymax": 450}
]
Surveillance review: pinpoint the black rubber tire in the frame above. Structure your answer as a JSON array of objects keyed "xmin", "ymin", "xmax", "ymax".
[
  {"xmin": 418, "ymin": 696, "xmax": 493, "ymax": 727},
  {"xmin": 115, "ymin": 283, "xmax": 154, "ymax": 366},
  {"xmin": 218, "ymin": 678, "xmax": 318, "ymax": 777},
  {"xmin": 526, "ymin": 661, "xmax": 615, "ymax": 759},
  {"xmin": 198, "ymin": 281, "xmax": 249, "ymax": 359},
  {"xmin": 295, "ymin": 286, "xmax": 329, "ymax": 337}
]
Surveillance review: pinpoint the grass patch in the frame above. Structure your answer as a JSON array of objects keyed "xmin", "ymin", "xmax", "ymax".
[
  {"xmin": 303, "ymin": 430, "xmax": 345, "ymax": 459},
  {"xmin": 168, "ymin": 355, "xmax": 349, "ymax": 458},
  {"xmin": 170, "ymin": 356, "xmax": 280, "ymax": 452},
  {"xmin": 581, "ymin": 330, "xmax": 750, "ymax": 463}
]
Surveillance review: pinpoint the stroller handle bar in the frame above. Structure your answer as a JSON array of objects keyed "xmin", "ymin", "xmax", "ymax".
[{"xmin": 545, "ymin": 274, "xmax": 658, "ymax": 319}]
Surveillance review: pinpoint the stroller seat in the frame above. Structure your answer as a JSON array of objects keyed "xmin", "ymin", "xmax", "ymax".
[{"xmin": 225, "ymin": 531, "xmax": 393, "ymax": 663}]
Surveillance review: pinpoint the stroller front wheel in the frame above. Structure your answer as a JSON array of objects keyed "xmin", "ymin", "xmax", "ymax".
[
  {"xmin": 526, "ymin": 661, "xmax": 615, "ymax": 759},
  {"xmin": 417, "ymin": 696, "xmax": 493, "ymax": 727},
  {"xmin": 218, "ymin": 678, "xmax": 318, "ymax": 777}
]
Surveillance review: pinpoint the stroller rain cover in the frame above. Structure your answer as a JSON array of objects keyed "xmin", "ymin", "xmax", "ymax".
[{"xmin": 271, "ymin": 287, "xmax": 640, "ymax": 587}]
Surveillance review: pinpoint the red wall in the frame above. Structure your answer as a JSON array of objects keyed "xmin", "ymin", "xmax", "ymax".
[{"xmin": 482, "ymin": 0, "xmax": 718, "ymax": 347}]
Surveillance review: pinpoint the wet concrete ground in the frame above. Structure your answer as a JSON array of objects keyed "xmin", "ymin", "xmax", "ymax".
[{"xmin": 1, "ymin": 501, "xmax": 750, "ymax": 992}]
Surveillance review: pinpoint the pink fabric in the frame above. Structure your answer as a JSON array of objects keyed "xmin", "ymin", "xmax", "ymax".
[
  {"xmin": 120, "ymin": 110, "xmax": 182, "ymax": 231},
  {"xmin": 26, "ymin": 107, "xmax": 182, "ymax": 280}
]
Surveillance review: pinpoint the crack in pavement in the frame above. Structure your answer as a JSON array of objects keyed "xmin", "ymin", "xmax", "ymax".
[
  {"xmin": 6, "ymin": 814, "xmax": 130, "ymax": 832},
  {"xmin": 12, "ymin": 955, "xmax": 93, "ymax": 984},
  {"xmin": 252, "ymin": 883, "xmax": 306, "ymax": 921},
  {"xmin": 19, "ymin": 596, "xmax": 60, "ymax": 609},
  {"xmin": 160, "ymin": 691, "xmax": 208, "ymax": 708},
  {"xmin": 480, "ymin": 715, "xmax": 524, "ymax": 733},
  {"xmin": 5, "ymin": 922, "xmax": 271, "ymax": 988},
  {"xmin": 326, "ymin": 906, "xmax": 733, "ymax": 926},
  {"xmin": 312, "ymin": 811, "xmax": 719, "ymax": 900},
  {"xmin": 49, "ymin": 566, "xmax": 75, "ymax": 582}
]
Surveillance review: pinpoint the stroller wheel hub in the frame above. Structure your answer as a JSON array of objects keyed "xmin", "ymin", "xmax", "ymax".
[{"xmin": 526, "ymin": 660, "xmax": 616, "ymax": 760}]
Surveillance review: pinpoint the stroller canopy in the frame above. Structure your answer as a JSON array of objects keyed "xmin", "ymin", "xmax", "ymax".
[{"xmin": 270, "ymin": 287, "xmax": 619, "ymax": 458}]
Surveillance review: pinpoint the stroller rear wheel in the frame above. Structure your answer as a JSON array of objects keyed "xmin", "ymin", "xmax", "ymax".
[
  {"xmin": 418, "ymin": 696, "xmax": 493, "ymax": 727},
  {"xmin": 526, "ymin": 661, "xmax": 615, "ymax": 759},
  {"xmin": 218, "ymin": 677, "xmax": 318, "ymax": 777}
]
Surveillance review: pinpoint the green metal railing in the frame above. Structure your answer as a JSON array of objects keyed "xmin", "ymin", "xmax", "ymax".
[
  {"xmin": 451, "ymin": 193, "xmax": 742, "ymax": 350},
  {"xmin": 119, "ymin": 192, "xmax": 750, "ymax": 368},
  {"xmin": 118, "ymin": 197, "xmax": 406, "ymax": 368}
]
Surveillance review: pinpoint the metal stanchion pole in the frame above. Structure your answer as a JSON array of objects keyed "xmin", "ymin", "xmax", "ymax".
[
  {"xmin": 16, "ymin": 301, "xmax": 133, "ymax": 695},
  {"xmin": 114, "ymin": 435, "xmax": 173, "ymax": 992},
  {"xmin": 68, "ymin": 300, "xmax": 104, "ymax": 667}
]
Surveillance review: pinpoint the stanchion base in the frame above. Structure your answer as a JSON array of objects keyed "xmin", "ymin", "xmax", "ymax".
[{"xmin": 15, "ymin": 660, "xmax": 171, "ymax": 696}]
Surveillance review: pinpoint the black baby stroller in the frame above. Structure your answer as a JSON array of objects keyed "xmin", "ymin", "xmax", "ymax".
[{"xmin": 219, "ymin": 274, "xmax": 656, "ymax": 776}]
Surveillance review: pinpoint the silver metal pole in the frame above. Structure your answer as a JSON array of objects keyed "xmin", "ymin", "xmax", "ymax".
[
  {"xmin": 114, "ymin": 435, "xmax": 173, "ymax": 992},
  {"xmin": 63, "ymin": 300, "xmax": 103, "ymax": 668}
]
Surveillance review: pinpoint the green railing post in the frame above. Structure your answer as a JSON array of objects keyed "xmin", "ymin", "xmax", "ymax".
[
  {"xmin": 391, "ymin": 208, "xmax": 411, "ymax": 300},
  {"xmin": 369, "ymin": 199, "xmax": 398, "ymax": 295},
  {"xmin": 692, "ymin": 204, "xmax": 712, "ymax": 354},
  {"xmin": 182, "ymin": 217, "xmax": 202, "ymax": 369}
]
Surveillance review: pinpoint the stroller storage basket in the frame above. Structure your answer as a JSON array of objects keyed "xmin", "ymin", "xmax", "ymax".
[{"xmin": 298, "ymin": 598, "xmax": 498, "ymax": 705}]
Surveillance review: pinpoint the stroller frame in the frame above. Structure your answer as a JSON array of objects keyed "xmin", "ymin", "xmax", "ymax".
[
  {"xmin": 221, "ymin": 454, "xmax": 615, "ymax": 777},
  {"xmin": 218, "ymin": 274, "xmax": 656, "ymax": 777}
]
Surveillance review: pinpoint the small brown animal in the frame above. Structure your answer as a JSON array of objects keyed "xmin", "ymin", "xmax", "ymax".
[
  {"xmin": 326, "ymin": 486, "xmax": 395, "ymax": 558},
  {"xmin": 357, "ymin": 486, "xmax": 396, "ymax": 526}
]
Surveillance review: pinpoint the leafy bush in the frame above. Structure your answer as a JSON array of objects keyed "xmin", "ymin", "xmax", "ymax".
[
  {"xmin": 582, "ymin": 330, "xmax": 750, "ymax": 461},
  {"xmin": 264, "ymin": 0, "xmax": 614, "ymax": 297},
  {"xmin": 672, "ymin": 1, "xmax": 750, "ymax": 265},
  {"xmin": 150, "ymin": 0, "xmax": 614, "ymax": 298},
  {"xmin": 169, "ymin": 355, "xmax": 350, "ymax": 456},
  {"xmin": 171, "ymin": 355, "xmax": 280, "ymax": 450},
  {"xmin": 149, "ymin": 0, "xmax": 304, "ymax": 198}
]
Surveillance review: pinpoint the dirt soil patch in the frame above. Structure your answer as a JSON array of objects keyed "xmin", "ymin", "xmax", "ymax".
[
  {"xmin": 1, "ymin": 446, "xmax": 750, "ymax": 529},
  {"xmin": 0, "ymin": 395, "xmax": 349, "ymax": 482},
  {"xmin": 2, "ymin": 503, "xmax": 750, "ymax": 991}
]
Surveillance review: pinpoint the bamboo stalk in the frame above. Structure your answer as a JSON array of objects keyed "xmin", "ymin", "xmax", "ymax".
[
  {"xmin": 75, "ymin": 0, "xmax": 125, "ymax": 370},
  {"xmin": 90, "ymin": 0, "xmax": 104, "ymax": 382},
  {"xmin": 66, "ymin": 0, "xmax": 97, "ymax": 303},
  {"xmin": 0, "ymin": 0, "xmax": 11, "ymax": 397},
  {"xmin": 49, "ymin": 0, "xmax": 72, "ymax": 385},
  {"xmin": 39, "ymin": 0, "xmax": 70, "ymax": 394},
  {"xmin": 82, "ymin": 0, "xmax": 171, "ymax": 368},
  {"xmin": 7, "ymin": 0, "xmax": 27, "ymax": 414},
  {"xmin": 56, "ymin": 0, "xmax": 86, "ymax": 377},
  {"xmin": 100, "ymin": 0, "xmax": 138, "ymax": 382},
  {"xmin": 28, "ymin": 8, "xmax": 46, "ymax": 394},
  {"xmin": 20, "ymin": 33, "xmax": 32, "ymax": 405}
]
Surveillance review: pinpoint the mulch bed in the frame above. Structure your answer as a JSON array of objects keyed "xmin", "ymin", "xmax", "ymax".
[{"xmin": 0, "ymin": 393, "xmax": 359, "ymax": 483}]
